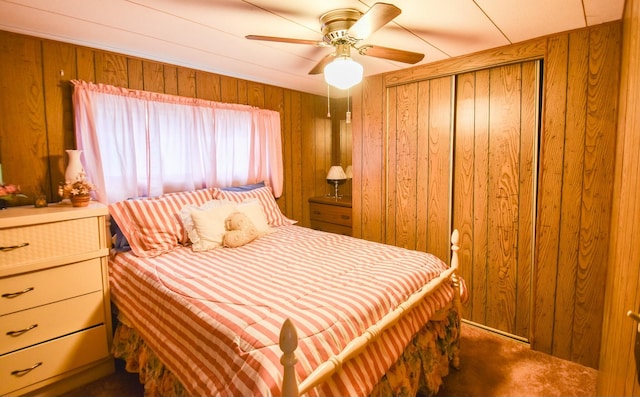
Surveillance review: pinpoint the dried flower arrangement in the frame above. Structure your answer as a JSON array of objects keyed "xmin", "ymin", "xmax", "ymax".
[{"xmin": 59, "ymin": 172, "xmax": 96, "ymax": 198}]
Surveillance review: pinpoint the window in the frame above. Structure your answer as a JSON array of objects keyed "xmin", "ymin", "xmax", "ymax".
[{"xmin": 71, "ymin": 80, "xmax": 283, "ymax": 203}]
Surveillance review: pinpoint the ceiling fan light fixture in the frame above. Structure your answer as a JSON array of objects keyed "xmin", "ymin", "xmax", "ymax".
[{"xmin": 324, "ymin": 56, "xmax": 363, "ymax": 90}]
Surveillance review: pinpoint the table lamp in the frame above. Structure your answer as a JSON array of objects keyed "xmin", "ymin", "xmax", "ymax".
[{"xmin": 326, "ymin": 165, "xmax": 347, "ymax": 199}]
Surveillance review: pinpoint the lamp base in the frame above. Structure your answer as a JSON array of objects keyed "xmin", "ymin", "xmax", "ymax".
[{"xmin": 327, "ymin": 179, "xmax": 343, "ymax": 200}]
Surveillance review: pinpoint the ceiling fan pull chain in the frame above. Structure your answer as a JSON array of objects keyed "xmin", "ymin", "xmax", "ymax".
[
  {"xmin": 327, "ymin": 85, "xmax": 331, "ymax": 118},
  {"xmin": 346, "ymin": 88, "xmax": 351, "ymax": 124}
]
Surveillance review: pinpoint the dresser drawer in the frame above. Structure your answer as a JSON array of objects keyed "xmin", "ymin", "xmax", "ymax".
[
  {"xmin": 0, "ymin": 217, "xmax": 102, "ymax": 271},
  {"xmin": 1, "ymin": 291, "xmax": 105, "ymax": 355},
  {"xmin": 0, "ymin": 259, "xmax": 103, "ymax": 316},
  {"xmin": 309, "ymin": 202, "xmax": 352, "ymax": 227},
  {"xmin": 310, "ymin": 220, "xmax": 352, "ymax": 236},
  {"xmin": 0, "ymin": 325, "xmax": 109, "ymax": 396}
]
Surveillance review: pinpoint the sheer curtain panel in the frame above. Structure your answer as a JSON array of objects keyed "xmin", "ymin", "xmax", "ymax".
[{"xmin": 71, "ymin": 80, "xmax": 283, "ymax": 204}]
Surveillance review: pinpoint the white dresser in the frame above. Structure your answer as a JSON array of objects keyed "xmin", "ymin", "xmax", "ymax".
[{"xmin": 0, "ymin": 202, "xmax": 114, "ymax": 396}]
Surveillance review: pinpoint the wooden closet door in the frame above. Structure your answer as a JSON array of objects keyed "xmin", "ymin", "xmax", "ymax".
[
  {"xmin": 453, "ymin": 61, "xmax": 539, "ymax": 340},
  {"xmin": 386, "ymin": 76, "xmax": 453, "ymax": 262}
]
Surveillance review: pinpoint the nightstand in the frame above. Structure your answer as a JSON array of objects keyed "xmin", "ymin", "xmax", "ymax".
[
  {"xmin": 0, "ymin": 202, "xmax": 114, "ymax": 396},
  {"xmin": 309, "ymin": 196, "xmax": 352, "ymax": 236}
]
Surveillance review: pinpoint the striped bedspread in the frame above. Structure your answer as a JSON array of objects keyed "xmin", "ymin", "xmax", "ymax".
[{"xmin": 109, "ymin": 225, "xmax": 458, "ymax": 397}]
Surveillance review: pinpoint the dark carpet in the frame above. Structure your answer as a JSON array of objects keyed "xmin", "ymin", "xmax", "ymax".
[{"xmin": 63, "ymin": 322, "xmax": 597, "ymax": 396}]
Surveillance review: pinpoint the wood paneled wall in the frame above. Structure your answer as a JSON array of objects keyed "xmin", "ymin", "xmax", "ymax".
[
  {"xmin": 351, "ymin": 22, "xmax": 622, "ymax": 368},
  {"xmin": 0, "ymin": 30, "xmax": 342, "ymax": 227},
  {"xmin": 597, "ymin": 0, "xmax": 640, "ymax": 394},
  {"xmin": 534, "ymin": 23, "xmax": 620, "ymax": 369}
]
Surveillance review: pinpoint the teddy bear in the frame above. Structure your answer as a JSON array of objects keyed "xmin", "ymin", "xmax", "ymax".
[{"xmin": 223, "ymin": 211, "xmax": 261, "ymax": 248}]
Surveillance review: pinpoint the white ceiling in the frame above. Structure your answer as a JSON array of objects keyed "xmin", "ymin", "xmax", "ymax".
[{"xmin": 0, "ymin": 0, "xmax": 625, "ymax": 96}]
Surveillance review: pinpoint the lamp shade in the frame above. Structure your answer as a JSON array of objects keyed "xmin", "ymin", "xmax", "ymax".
[
  {"xmin": 324, "ymin": 57, "xmax": 363, "ymax": 90},
  {"xmin": 326, "ymin": 165, "xmax": 347, "ymax": 181},
  {"xmin": 345, "ymin": 165, "xmax": 353, "ymax": 179}
]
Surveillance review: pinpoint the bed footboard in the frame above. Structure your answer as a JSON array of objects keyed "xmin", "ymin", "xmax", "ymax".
[
  {"xmin": 280, "ymin": 229, "xmax": 462, "ymax": 397},
  {"xmin": 112, "ymin": 308, "xmax": 461, "ymax": 397}
]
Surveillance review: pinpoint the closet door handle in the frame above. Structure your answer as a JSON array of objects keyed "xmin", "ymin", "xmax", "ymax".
[
  {"xmin": 628, "ymin": 310, "xmax": 640, "ymax": 332},
  {"xmin": 627, "ymin": 310, "xmax": 640, "ymax": 332},
  {"xmin": 631, "ymin": 310, "xmax": 640, "ymax": 384}
]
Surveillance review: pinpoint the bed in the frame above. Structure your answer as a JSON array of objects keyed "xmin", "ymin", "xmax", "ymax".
[{"xmin": 106, "ymin": 185, "xmax": 466, "ymax": 397}]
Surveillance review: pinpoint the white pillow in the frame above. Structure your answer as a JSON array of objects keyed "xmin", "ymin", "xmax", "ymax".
[
  {"xmin": 180, "ymin": 199, "xmax": 234, "ymax": 251},
  {"xmin": 235, "ymin": 198, "xmax": 271, "ymax": 235},
  {"xmin": 212, "ymin": 186, "xmax": 297, "ymax": 226}
]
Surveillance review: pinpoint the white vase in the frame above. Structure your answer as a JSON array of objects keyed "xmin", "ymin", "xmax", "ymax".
[{"xmin": 65, "ymin": 149, "xmax": 85, "ymax": 183}]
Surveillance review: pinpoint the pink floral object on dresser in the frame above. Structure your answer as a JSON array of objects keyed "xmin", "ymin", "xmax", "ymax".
[
  {"xmin": 0, "ymin": 163, "xmax": 28, "ymax": 209},
  {"xmin": 0, "ymin": 184, "xmax": 27, "ymax": 210}
]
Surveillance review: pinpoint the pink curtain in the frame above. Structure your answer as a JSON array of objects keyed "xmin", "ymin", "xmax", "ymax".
[{"xmin": 71, "ymin": 80, "xmax": 283, "ymax": 203}]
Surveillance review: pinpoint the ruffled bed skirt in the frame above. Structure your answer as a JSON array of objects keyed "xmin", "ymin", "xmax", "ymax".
[{"xmin": 112, "ymin": 309, "xmax": 460, "ymax": 397}]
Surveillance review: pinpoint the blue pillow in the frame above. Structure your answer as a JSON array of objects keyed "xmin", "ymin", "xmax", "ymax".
[
  {"xmin": 220, "ymin": 181, "xmax": 265, "ymax": 192},
  {"xmin": 110, "ymin": 218, "xmax": 131, "ymax": 252}
]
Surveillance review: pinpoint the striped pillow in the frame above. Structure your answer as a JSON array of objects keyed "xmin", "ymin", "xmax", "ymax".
[
  {"xmin": 212, "ymin": 185, "xmax": 296, "ymax": 227},
  {"xmin": 109, "ymin": 189, "xmax": 214, "ymax": 257}
]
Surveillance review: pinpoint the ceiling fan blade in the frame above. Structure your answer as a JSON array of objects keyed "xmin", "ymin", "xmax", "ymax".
[
  {"xmin": 246, "ymin": 35, "xmax": 326, "ymax": 46},
  {"xmin": 348, "ymin": 3, "xmax": 401, "ymax": 40},
  {"xmin": 361, "ymin": 45, "xmax": 424, "ymax": 64},
  {"xmin": 308, "ymin": 53, "xmax": 335, "ymax": 75}
]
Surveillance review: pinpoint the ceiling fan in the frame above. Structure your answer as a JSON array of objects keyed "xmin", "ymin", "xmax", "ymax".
[{"xmin": 246, "ymin": 2, "xmax": 424, "ymax": 86}]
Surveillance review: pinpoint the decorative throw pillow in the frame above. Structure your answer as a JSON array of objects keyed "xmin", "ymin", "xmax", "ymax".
[
  {"xmin": 189, "ymin": 203, "xmax": 238, "ymax": 251},
  {"xmin": 212, "ymin": 185, "xmax": 296, "ymax": 227},
  {"xmin": 180, "ymin": 199, "xmax": 234, "ymax": 246},
  {"xmin": 234, "ymin": 198, "xmax": 271, "ymax": 235}
]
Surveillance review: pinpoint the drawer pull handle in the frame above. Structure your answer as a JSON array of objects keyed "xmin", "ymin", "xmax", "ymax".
[
  {"xmin": 0, "ymin": 242, "xmax": 29, "ymax": 252},
  {"xmin": 6, "ymin": 324, "xmax": 38, "ymax": 337},
  {"xmin": 11, "ymin": 362, "xmax": 43, "ymax": 377},
  {"xmin": 628, "ymin": 310, "xmax": 640, "ymax": 323},
  {"xmin": 341, "ymin": 215, "xmax": 350, "ymax": 220},
  {"xmin": 2, "ymin": 287, "xmax": 35, "ymax": 299}
]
